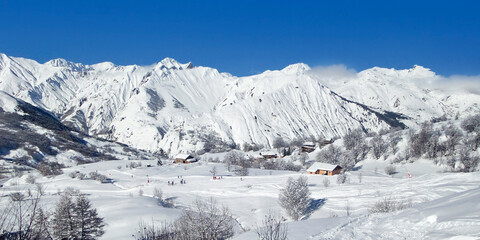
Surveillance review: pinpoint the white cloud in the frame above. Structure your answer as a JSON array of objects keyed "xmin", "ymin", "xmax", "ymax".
[
  {"xmin": 307, "ymin": 64, "xmax": 480, "ymax": 95},
  {"xmin": 434, "ymin": 75, "xmax": 480, "ymax": 94},
  {"xmin": 306, "ymin": 64, "xmax": 357, "ymax": 87}
]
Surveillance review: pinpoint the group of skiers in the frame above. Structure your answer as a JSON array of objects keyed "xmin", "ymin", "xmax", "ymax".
[{"xmin": 168, "ymin": 176, "xmax": 186, "ymax": 185}]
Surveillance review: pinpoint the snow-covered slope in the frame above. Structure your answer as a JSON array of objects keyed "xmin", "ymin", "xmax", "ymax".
[
  {"xmin": 0, "ymin": 91, "xmax": 154, "ymax": 169},
  {"xmin": 1, "ymin": 53, "xmax": 476, "ymax": 155},
  {"xmin": 312, "ymin": 65, "xmax": 480, "ymax": 126}
]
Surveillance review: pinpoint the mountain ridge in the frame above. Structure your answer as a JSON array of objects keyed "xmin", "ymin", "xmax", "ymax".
[{"xmin": 0, "ymin": 53, "xmax": 478, "ymax": 156}]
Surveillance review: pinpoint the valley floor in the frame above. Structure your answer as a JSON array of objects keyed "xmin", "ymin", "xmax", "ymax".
[{"xmin": 1, "ymin": 158, "xmax": 479, "ymax": 239}]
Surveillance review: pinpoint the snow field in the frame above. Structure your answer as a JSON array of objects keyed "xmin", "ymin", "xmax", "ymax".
[{"xmin": 1, "ymin": 158, "xmax": 479, "ymax": 239}]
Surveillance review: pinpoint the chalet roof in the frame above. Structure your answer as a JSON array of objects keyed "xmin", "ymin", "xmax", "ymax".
[
  {"xmin": 261, "ymin": 152, "xmax": 277, "ymax": 156},
  {"xmin": 185, "ymin": 158, "xmax": 198, "ymax": 163},
  {"xmin": 307, "ymin": 162, "xmax": 340, "ymax": 172},
  {"xmin": 175, "ymin": 154, "xmax": 193, "ymax": 160},
  {"xmin": 303, "ymin": 142, "xmax": 315, "ymax": 146}
]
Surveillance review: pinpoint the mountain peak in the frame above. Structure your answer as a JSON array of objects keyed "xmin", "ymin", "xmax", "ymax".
[
  {"xmin": 281, "ymin": 63, "xmax": 311, "ymax": 74},
  {"xmin": 45, "ymin": 58, "xmax": 86, "ymax": 71},
  {"xmin": 155, "ymin": 57, "xmax": 193, "ymax": 71}
]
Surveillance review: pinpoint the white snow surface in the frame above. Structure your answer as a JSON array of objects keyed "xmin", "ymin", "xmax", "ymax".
[
  {"xmin": 1, "ymin": 53, "xmax": 479, "ymax": 155},
  {"xmin": 1, "ymin": 159, "xmax": 479, "ymax": 239},
  {"xmin": 0, "ymin": 91, "xmax": 19, "ymax": 113}
]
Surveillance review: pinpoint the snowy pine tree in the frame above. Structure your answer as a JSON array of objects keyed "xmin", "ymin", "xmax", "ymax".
[
  {"xmin": 75, "ymin": 194, "xmax": 105, "ymax": 239},
  {"xmin": 53, "ymin": 194, "xmax": 78, "ymax": 239},
  {"xmin": 52, "ymin": 190, "xmax": 105, "ymax": 240}
]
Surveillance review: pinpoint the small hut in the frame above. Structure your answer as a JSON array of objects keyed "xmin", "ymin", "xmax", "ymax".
[
  {"xmin": 301, "ymin": 142, "xmax": 316, "ymax": 153},
  {"xmin": 307, "ymin": 162, "xmax": 342, "ymax": 175},
  {"xmin": 174, "ymin": 154, "xmax": 194, "ymax": 164}
]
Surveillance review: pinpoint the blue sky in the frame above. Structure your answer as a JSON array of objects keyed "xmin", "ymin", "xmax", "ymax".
[{"xmin": 0, "ymin": 0, "xmax": 479, "ymax": 76}]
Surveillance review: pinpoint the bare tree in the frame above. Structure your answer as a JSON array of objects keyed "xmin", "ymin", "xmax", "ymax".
[
  {"xmin": 0, "ymin": 183, "xmax": 47, "ymax": 239},
  {"xmin": 134, "ymin": 220, "xmax": 172, "ymax": 240},
  {"xmin": 224, "ymin": 151, "xmax": 245, "ymax": 172},
  {"xmin": 370, "ymin": 135, "xmax": 388, "ymax": 159},
  {"xmin": 273, "ymin": 137, "xmax": 288, "ymax": 151},
  {"xmin": 278, "ymin": 176, "xmax": 311, "ymax": 220},
  {"xmin": 444, "ymin": 124, "xmax": 463, "ymax": 155},
  {"xmin": 458, "ymin": 146, "xmax": 479, "ymax": 172},
  {"xmin": 255, "ymin": 211, "xmax": 288, "ymax": 240},
  {"xmin": 209, "ymin": 166, "xmax": 217, "ymax": 177},
  {"xmin": 357, "ymin": 173, "xmax": 363, "ymax": 183},
  {"xmin": 388, "ymin": 132, "xmax": 402, "ymax": 155},
  {"xmin": 173, "ymin": 198, "xmax": 234, "ymax": 240},
  {"xmin": 343, "ymin": 128, "xmax": 365, "ymax": 151},
  {"xmin": 316, "ymin": 145, "xmax": 343, "ymax": 165},
  {"xmin": 461, "ymin": 114, "xmax": 480, "ymax": 133},
  {"xmin": 298, "ymin": 153, "xmax": 308, "ymax": 166}
]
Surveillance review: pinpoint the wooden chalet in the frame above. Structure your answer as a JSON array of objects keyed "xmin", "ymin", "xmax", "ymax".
[
  {"xmin": 307, "ymin": 162, "xmax": 342, "ymax": 175},
  {"xmin": 174, "ymin": 154, "xmax": 196, "ymax": 164},
  {"xmin": 301, "ymin": 142, "xmax": 316, "ymax": 153}
]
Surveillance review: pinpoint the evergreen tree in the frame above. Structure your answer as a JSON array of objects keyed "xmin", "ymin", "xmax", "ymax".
[
  {"xmin": 53, "ymin": 194, "xmax": 78, "ymax": 239},
  {"xmin": 52, "ymin": 190, "xmax": 105, "ymax": 240},
  {"xmin": 75, "ymin": 194, "xmax": 105, "ymax": 239}
]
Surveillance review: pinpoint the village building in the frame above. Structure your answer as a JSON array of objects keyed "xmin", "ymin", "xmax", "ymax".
[
  {"xmin": 259, "ymin": 152, "xmax": 278, "ymax": 159},
  {"xmin": 319, "ymin": 139, "xmax": 333, "ymax": 147},
  {"xmin": 301, "ymin": 142, "xmax": 316, "ymax": 153},
  {"xmin": 174, "ymin": 154, "xmax": 196, "ymax": 164},
  {"xmin": 306, "ymin": 162, "xmax": 342, "ymax": 175}
]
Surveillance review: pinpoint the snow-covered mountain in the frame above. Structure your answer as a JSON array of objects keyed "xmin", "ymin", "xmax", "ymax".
[
  {"xmin": 0, "ymin": 91, "xmax": 155, "ymax": 169},
  {"xmin": 1, "ymin": 53, "xmax": 477, "ymax": 156},
  {"xmin": 312, "ymin": 65, "xmax": 480, "ymax": 127}
]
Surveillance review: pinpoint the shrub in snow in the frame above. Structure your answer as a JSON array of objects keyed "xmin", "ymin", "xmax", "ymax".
[
  {"xmin": 336, "ymin": 172, "xmax": 348, "ymax": 184},
  {"xmin": 323, "ymin": 178, "xmax": 330, "ymax": 187},
  {"xmin": 69, "ymin": 171, "xmax": 86, "ymax": 180},
  {"xmin": 134, "ymin": 220, "xmax": 171, "ymax": 240},
  {"xmin": 128, "ymin": 161, "xmax": 142, "ymax": 169},
  {"xmin": 384, "ymin": 165, "xmax": 396, "ymax": 176},
  {"xmin": 88, "ymin": 172, "xmax": 108, "ymax": 183},
  {"xmin": 461, "ymin": 114, "xmax": 480, "ymax": 133},
  {"xmin": 26, "ymin": 174, "xmax": 36, "ymax": 184},
  {"xmin": 279, "ymin": 176, "xmax": 311, "ymax": 220},
  {"xmin": 459, "ymin": 147, "xmax": 479, "ymax": 172},
  {"xmin": 172, "ymin": 198, "xmax": 234, "ymax": 240},
  {"xmin": 369, "ymin": 196, "xmax": 412, "ymax": 213},
  {"xmin": 37, "ymin": 161, "xmax": 64, "ymax": 176},
  {"xmin": 255, "ymin": 211, "xmax": 288, "ymax": 240}
]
